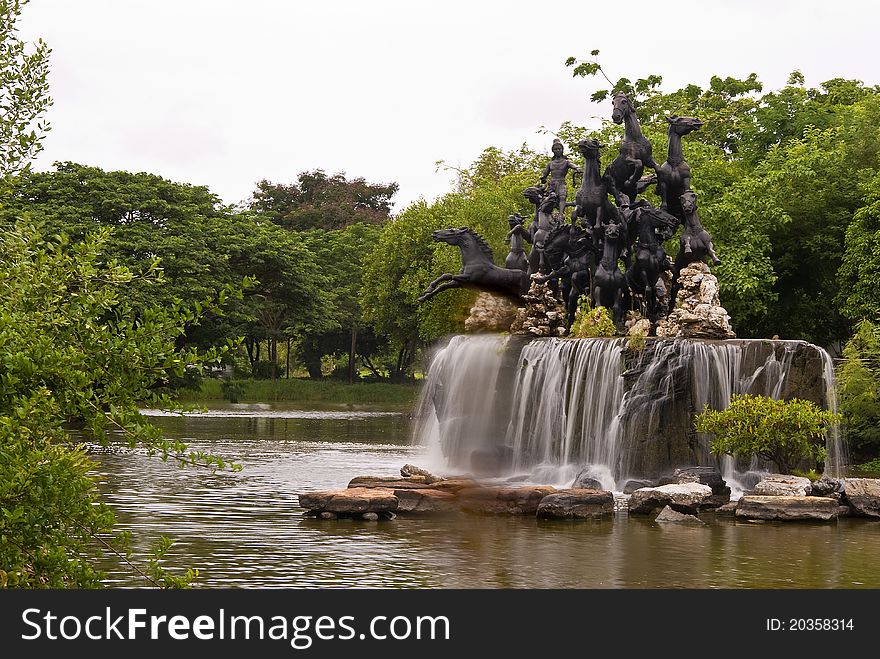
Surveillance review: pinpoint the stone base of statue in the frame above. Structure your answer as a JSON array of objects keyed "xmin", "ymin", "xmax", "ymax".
[
  {"xmin": 509, "ymin": 280, "xmax": 568, "ymax": 337},
  {"xmin": 464, "ymin": 292, "xmax": 519, "ymax": 333},
  {"xmin": 655, "ymin": 262, "xmax": 735, "ymax": 339}
]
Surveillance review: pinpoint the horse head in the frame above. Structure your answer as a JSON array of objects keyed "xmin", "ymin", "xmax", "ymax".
[
  {"xmin": 666, "ymin": 115, "xmax": 704, "ymax": 136},
  {"xmin": 431, "ymin": 227, "xmax": 470, "ymax": 246},
  {"xmin": 522, "ymin": 185, "xmax": 545, "ymax": 206},
  {"xmin": 679, "ymin": 190, "xmax": 698, "ymax": 215},
  {"xmin": 577, "ymin": 137, "xmax": 604, "ymax": 161},
  {"xmin": 611, "ymin": 92, "xmax": 633, "ymax": 125},
  {"xmin": 538, "ymin": 190, "xmax": 559, "ymax": 215}
]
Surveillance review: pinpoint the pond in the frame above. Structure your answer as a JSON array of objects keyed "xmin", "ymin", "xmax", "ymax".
[{"xmin": 91, "ymin": 403, "xmax": 880, "ymax": 589}]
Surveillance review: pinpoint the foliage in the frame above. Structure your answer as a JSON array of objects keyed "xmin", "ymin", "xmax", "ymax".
[
  {"xmin": 0, "ymin": 0, "xmax": 51, "ymax": 180},
  {"xmin": 854, "ymin": 457, "xmax": 880, "ymax": 474},
  {"xmin": 0, "ymin": 222, "xmax": 234, "ymax": 587},
  {"xmin": 569, "ymin": 299, "xmax": 615, "ymax": 338},
  {"xmin": 249, "ymin": 170, "xmax": 398, "ymax": 230},
  {"xmin": 838, "ymin": 172, "xmax": 880, "ymax": 323},
  {"xmin": 694, "ymin": 394, "xmax": 840, "ymax": 474},
  {"xmin": 182, "ymin": 378, "xmax": 419, "ymax": 406},
  {"xmin": 1, "ymin": 163, "xmax": 333, "ymax": 373},
  {"xmin": 837, "ymin": 320, "xmax": 880, "ymax": 461}
]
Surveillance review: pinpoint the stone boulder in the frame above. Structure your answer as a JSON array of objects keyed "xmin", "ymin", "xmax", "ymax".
[
  {"xmin": 570, "ymin": 468, "xmax": 604, "ymax": 490},
  {"xmin": 735, "ymin": 496, "xmax": 839, "ymax": 521},
  {"xmin": 809, "ymin": 475, "xmax": 844, "ymax": 498},
  {"xmin": 459, "ymin": 486, "xmax": 556, "ymax": 515},
  {"xmin": 628, "ymin": 483, "xmax": 713, "ymax": 515},
  {"xmin": 655, "ymin": 505, "xmax": 705, "ymax": 525},
  {"xmin": 623, "ymin": 479, "xmax": 655, "ymax": 495},
  {"xmin": 299, "ymin": 487, "xmax": 398, "ymax": 515},
  {"xmin": 400, "ymin": 464, "xmax": 442, "ymax": 484},
  {"xmin": 661, "ymin": 466, "xmax": 730, "ymax": 507},
  {"xmin": 394, "ymin": 488, "xmax": 459, "ymax": 515},
  {"xmin": 842, "ymin": 478, "xmax": 880, "ymax": 518},
  {"xmin": 536, "ymin": 489, "xmax": 614, "ymax": 519},
  {"xmin": 753, "ymin": 474, "xmax": 812, "ymax": 497},
  {"xmin": 429, "ymin": 478, "xmax": 481, "ymax": 493},
  {"xmin": 509, "ymin": 280, "xmax": 568, "ymax": 338}
]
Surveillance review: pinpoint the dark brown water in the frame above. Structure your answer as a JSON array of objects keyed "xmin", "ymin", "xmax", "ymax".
[{"xmin": 91, "ymin": 403, "xmax": 880, "ymax": 589}]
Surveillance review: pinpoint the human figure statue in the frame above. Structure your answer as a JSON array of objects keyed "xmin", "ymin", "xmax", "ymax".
[
  {"xmin": 656, "ymin": 115, "xmax": 704, "ymax": 223},
  {"xmin": 540, "ymin": 138, "xmax": 582, "ymax": 220},
  {"xmin": 504, "ymin": 213, "xmax": 531, "ymax": 272}
]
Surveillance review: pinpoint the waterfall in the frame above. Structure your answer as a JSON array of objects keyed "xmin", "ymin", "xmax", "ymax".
[{"xmin": 412, "ymin": 335, "xmax": 845, "ymax": 488}]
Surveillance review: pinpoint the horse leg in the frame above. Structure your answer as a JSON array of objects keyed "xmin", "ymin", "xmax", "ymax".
[
  {"xmin": 418, "ymin": 279, "xmax": 462, "ymax": 303},
  {"xmin": 707, "ymin": 239, "xmax": 722, "ymax": 265},
  {"xmin": 419, "ymin": 272, "xmax": 454, "ymax": 297}
]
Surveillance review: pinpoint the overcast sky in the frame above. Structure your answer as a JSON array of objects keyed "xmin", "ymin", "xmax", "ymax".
[{"xmin": 18, "ymin": 0, "xmax": 880, "ymax": 212}]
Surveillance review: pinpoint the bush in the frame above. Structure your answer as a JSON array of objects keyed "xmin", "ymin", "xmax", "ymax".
[
  {"xmin": 694, "ymin": 394, "xmax": 841, "ymax": 474},
  {"xmin": 569, "ymin": 298, "xmax": 616, "ymax": 338}
]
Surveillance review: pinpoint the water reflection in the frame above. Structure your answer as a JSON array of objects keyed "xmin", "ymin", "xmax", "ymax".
[{"xmin": 91, "ymin": 405, "xmax": 880, "ymax": 588}]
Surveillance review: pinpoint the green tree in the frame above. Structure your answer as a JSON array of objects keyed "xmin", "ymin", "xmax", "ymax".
[
  {"xmin": 249, "ymin": 170, "xmax": 398, "ymax": 230},
  {"xmin": 0, "ymin": 223, "xmax": 232, "ymax": 587},
  {"xmin": 694, "ymin": 394, "xmax": 840, "ymax": 474},
  {"xmin": 0, "ymin": 0, "xmax": 51, "ymax": 180},
  {"xmin": 838, "ymin": 172, "xmax": 880, "ymax": 323},
  {"xmin": 837, "ymin": 320, "xmax": 880, "ymax": 462}
]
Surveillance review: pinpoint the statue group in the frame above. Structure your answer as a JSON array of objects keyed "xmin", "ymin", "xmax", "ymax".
[{"xmin": 418, "ymin": 91, "xmax": 722, "ymax": 335}]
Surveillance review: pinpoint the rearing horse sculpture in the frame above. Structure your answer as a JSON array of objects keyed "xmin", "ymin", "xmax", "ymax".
[
  {"xmin": 625, "ymin": 202, "xmax": 677, "ymax": 323},
  {"xmin": 592, "ymin": 221, "xmax": 629, "ymax": 328},
  {"xmin": 572, "ymin": 137, "xmax": 619, "ymax": 236},
  {"xmin": 418, "ymin": 227, "xmax": 530, "ymax": 303},
  {"xmin": 656, "ymin": 115, "xmax": 704, "ymax": 223},
  {"xmin": 535, "ymin": 223, "xmax": 595, "ymax": 326},
  {"xmin": 603, "ymin": 92, "xmax": 660, "ymax": 207}
]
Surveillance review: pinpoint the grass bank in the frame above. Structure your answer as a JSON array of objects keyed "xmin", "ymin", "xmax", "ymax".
[{"xmin": 178, "ymin": 378, "xmax": 421, "ymax": 407}]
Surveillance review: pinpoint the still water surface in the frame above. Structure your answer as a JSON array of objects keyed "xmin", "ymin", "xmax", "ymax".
[{"xmin": 92, "ymin": 403, "xmax": 880, "ymax": 589}]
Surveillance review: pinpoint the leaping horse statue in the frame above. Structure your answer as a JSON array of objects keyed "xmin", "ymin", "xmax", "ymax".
[
  {"xmin": 669, "ymin": 191, "xmax": 722, "ymax": 311},
  {"xmin": 656, "ymin": 115, "xmax": 704, "ymax": 223},
  {"xmin": 417, "ymin": 227, "xmax": 530, "ymax": 304}
]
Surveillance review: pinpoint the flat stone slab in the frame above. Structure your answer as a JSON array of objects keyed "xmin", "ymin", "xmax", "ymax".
[
  {"xmin": 298, "ymin": 487, "xmax": 398, "ymax": 514},
  {"xmin": 458, "ymin": 486, "xmax": 556, "ymax": 515},
  {"xmin": 842, "ymin": 478, "xmax": 880, "ymax": 518},
  {"xmin": 348, "ymin": 475, "xmax": 434, "ymax": 489},
  {"xmin": 628, "ymin": 483, "xmax": 713, "ymax": 514},
  {"xmin": 736, "ymin": 496, "xmax": 838, "ymax": 521},
  {"xmin": 536, "ymin": 488, "xmax": 614, "ymax": 519},
  {"xmin": 394, "ymin": 488, "xmax": 459, "ymax": 514},
  {"xmin": 754, "ymin": 474, "xmax": 811, "ymax": 497}
]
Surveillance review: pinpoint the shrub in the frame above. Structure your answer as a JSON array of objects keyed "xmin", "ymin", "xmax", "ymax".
[
  {"xmin": 569, "ymin": 297, "xmax": 616, "ymax": 338},
  {"xmin": 694, "ymin": 394, "xmax": 841, "ymax": 474}
]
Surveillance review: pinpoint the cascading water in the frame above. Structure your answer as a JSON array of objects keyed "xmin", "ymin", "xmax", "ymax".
[{"xmin": 412, "ymin": 334, "xmax": 845, "ymax": 489}]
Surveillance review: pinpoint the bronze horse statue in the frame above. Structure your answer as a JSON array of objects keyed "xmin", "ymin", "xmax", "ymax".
[
  {"xmin": 535, "ymin": 223, "xmax": 595, "ymax": 325},
  {"xmin": 669, "ymin": 191, "xmax": 722, "ymax": 311},
  {"xmin": 603, "ymin": 92, "xmax": 661, "ymax": 206},
  {"xmin": 418, "ymin": 227, "xmax": 530, "ymax": 304},
  {"xmin": 656, "ymin": 115, "xmax": 704, "ymax": 223},
  {"xmin": 624, "ymin": 202, "xmax": 677, "ymax": 323},
  {"xmin": 572, "ymin": 137, "xmax": 619, "ymax": 239},
  {"xmin": 592, "ymin": 221, "xmax": 629, "ymax": 327}
]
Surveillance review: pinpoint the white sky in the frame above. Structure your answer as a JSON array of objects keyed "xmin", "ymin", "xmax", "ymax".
[{"xmin": 18, "ymin": 0, "xmax": 880, "ymax": 212}]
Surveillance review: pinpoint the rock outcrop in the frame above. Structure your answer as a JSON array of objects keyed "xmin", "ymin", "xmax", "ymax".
[
  {"xmin": 464, "ymin": 292, "xmax": 519, "ymax": 333},
  {"xmin": 655, "ymin": 262, "xmax": 735, "ymax": 339},
  {"xmin": 458, "ymin": 486, "xmax": 556, "ymax": 515},
  {"xmin": 299, "ymin": 487, "xmax": 398, "ymax": 518},
  {"xmin": 509, "ymin": 280, "xmax": 568, "ymax": 338},
  {"xmin": 655, "ymin": 505, "xmax": 705, "ymax": 524},
  {"xmin": 842, "ymin": 478, "xmax": 880, "ymax": 518}
]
